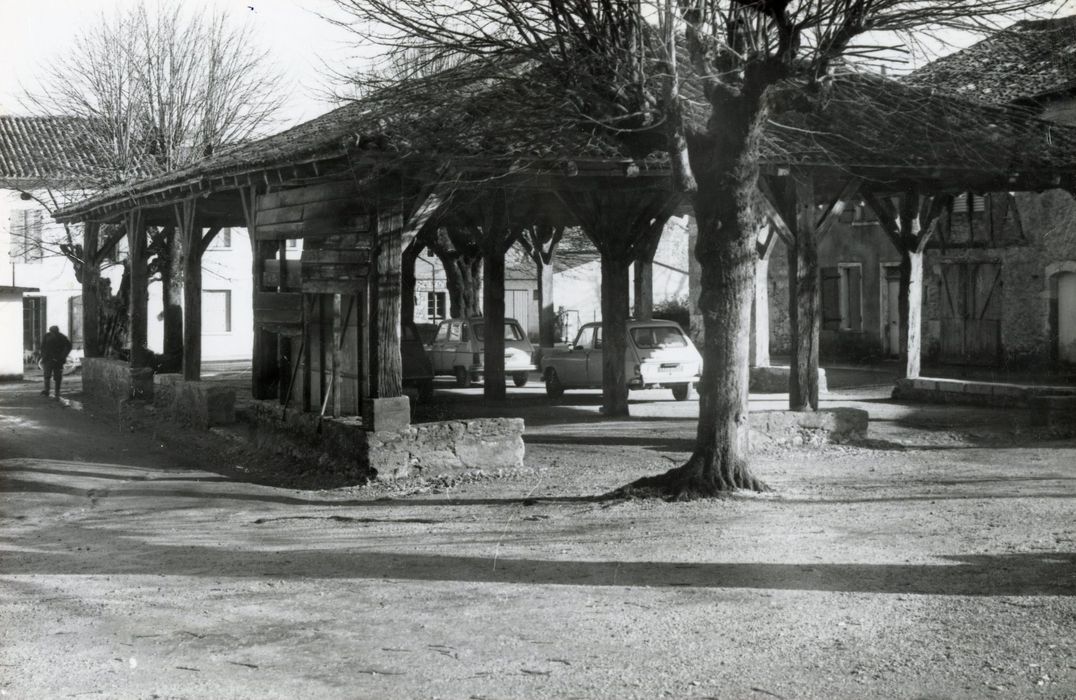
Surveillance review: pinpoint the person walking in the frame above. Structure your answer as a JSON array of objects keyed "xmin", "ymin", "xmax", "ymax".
[{"xmin": 40, "ymin": 326, "xmax": 72, "ymax": 399}]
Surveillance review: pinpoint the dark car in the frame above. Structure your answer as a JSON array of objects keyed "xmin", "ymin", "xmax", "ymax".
[{"xmin": 403, "ymin": 322, "xmax": 435, "ymax": 401}]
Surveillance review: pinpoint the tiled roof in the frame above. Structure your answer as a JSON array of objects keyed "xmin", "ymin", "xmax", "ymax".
[
  {"xmin": 0, "ymin": 115, "xmax": 104, "ymax": 181},
  {"xmin": 907, "ymin": 15, "xmax": 1076, "ymax": 104},
  {"xmin": 55, "ymin": 65, "xmax": 1076, "ymax": 221}
]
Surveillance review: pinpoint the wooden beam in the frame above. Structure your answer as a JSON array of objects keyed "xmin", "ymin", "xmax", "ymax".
[
  {"xmin": 862, "ymin": 191, "xmax": 903, "ymax": 252},
  {"xmin": 757, "ymin": 176, "xmax": 794, "ymax": 246},
  {"xmin": 126, "ymin": 209, "xmax": 149, "ymax": 368},
  {"xmin": 369, "ymin": 209, "xmax": 404, "ymax": 399},
  {"xmin": 816, "ymin": 177, "xmax": 861, "ymax": 242}
]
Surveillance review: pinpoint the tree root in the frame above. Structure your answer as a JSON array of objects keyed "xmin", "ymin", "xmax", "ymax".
[{"xmin": 608, "ymin": 452, "xmax": 770, "ymax": 501}]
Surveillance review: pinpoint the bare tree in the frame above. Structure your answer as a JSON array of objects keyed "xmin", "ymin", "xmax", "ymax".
[
  {"xmin": 22, "ymin": 2, "xmax": 283, "ymax": 365},
  {"xmin": 330, "ymin": 0, "xmax": 1060, "ymax": 497}
]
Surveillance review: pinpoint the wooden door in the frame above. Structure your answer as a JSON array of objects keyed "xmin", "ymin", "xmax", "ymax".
[
  {"xmin": 882, "ymin": 268, "xmax": 900, "ymax": 357},
  {"xmin": 1058, "ymin": 272, "xmax": 1076, "ymax": 363},
  {"xmin": 939, "ymin": 262, "xmax": 1002, "ymax": 365}
]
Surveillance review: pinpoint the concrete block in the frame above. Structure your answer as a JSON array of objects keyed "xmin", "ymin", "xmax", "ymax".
[
  {"xmin": 749, "ymin": 365, "xmax": 828, "ymax": 394},
  {"xmin": 911, "ymin": 378, "xmax": 937, "ymax": 391},
  {"xmin": 363, "ymin": 396, "xmax": 411, "ymax": 432},
  {"xmin": 991, "ymin": 384, "xmax": 1024, "ymax": 398},
  {"xmin": 964, "ymin": 383, "xmax": 995, "ymax": 395},
  {"xmin": 130, "ymin": 367, "xmax": 154, "ymax": 401},
  {"xmin": 935, "ymin": 379, "xmax": 965, "ymax": 393}
]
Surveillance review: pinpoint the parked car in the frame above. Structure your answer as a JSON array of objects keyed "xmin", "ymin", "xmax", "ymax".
[
  {"xmin": 541, "ymin": 319, "xmax": 701, "ymax": 400},
  {"xmin": 429, "ymin": 316, "xmax": 537, "ymax": 388},
  {"xmin": 403, "ymin": 322, "xmax": 435, "ymax": 401}
]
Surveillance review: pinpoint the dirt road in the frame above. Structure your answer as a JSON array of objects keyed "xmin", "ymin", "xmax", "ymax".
[{"xmin": 1, "ymin": 378, "xmax": 1074, "ymax": 699}]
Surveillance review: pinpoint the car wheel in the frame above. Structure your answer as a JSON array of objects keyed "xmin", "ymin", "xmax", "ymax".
[
  {"xmin": 512, "ymin": 372, "xmax": 529, "ymax": 388},
  {"xmin": 545, "ymin": 369, "xmax": 564, "ymax": 399},
  {"xmin": 454, "ymin": 367, "xmax": 472, "ymax": 388},
  {"xmin": 671, "ymin": 383, "xmax": 690, "ymax": 401}
]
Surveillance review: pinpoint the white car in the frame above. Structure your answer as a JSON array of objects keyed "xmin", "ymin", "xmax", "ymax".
[
  {"xmin": 541, "ymin": 319, "xmax": 701, "ymax": 400},
  {"xmin": 429, "ymin": 316, "xmax": 538, "ymax": 388}
]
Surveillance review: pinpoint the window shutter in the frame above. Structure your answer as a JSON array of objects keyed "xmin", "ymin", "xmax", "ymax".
[
  {"xmin": 821, "ymin": 267, "xmax": 841, "ymax": 331},
  {"xmin": 847, "ymin": 266, "xmax": 862, "ymax": 331}
]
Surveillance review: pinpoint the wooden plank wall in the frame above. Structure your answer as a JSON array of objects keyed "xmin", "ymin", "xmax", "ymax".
[{"xmin": 254, "ymin": 181, "xmax": 369, "ymax": 241}]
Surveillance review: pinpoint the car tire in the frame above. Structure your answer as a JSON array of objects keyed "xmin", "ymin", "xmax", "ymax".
[
  {"xmin": 454, "ymin": 367, "xmax": 472, "ymax": 388},
  {"xmin": 545, "ymin": 368, "xmax": 564, "ymax": 399},
  {"xmin": 512, "ymin": 372, "xmax": 529, "ymax": 388},
  {"xmin": 671, "ymin": 383, "xmax": 690, "ymax": 401}
]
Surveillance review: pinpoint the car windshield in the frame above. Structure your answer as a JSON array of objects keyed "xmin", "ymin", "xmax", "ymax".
[
  {"xmin": 473, "ymin": 322, "xmax": 525, "ymax": 341},
  {"xmin": 630, "ymin": 326, "xmax": 688, "ymax": 349}
]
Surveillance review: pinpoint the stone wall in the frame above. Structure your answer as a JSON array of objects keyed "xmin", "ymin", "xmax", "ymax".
[
  {"xmin": 241, "ymin": 400, "xmax": 525, "ymax": 481},
  {"xmin": 82, "ymin": 358, "xmax": 136, "ymax": 409},
  {"xmin": 750, "ymin": 407, "xmax": 868, "ymax": 447},
  {"xmin": 153, "ymin": 374, "xmax": 236, "ymax": 429},
  {"xmin": 893, "ymin": 377, "xmax": 1076, "ymax": 408}
]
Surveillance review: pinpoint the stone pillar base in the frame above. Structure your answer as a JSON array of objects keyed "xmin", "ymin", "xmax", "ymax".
[
  {"xmin": 363, "ymin": 396, "xmax": 411, "ymax": 432},
  {"xmin": 749, "ymin": 365, "xmax": 828, "ymax": 394}
]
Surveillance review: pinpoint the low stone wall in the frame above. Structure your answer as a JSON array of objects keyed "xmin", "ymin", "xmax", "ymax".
[
  {"xmin": 893, "ymin": 377, "xmax": 1076, "ymax": 408},
  {"xmin": 153, "ymin": 374, "xmax": 236, "ymax": 429},
  {"xmin": 750, "ymin": 407, "xmax": 868, "ymax": 447},
  {"xmin": 82, "ymin": 358, "xmax": 136, "ymax": 409},
  {"xmin": 750, "ymin": 365, "xmax": 828, "ymax": 394},
  {"xmin": 240, "ymin": 400, "xmax": 526, "ymax": 480}
]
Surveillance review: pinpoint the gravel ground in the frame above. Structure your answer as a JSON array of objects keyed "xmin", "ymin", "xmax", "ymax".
[{"xmin": 0, "ymin": 374, "xmax": 1074, "ymax": 699}]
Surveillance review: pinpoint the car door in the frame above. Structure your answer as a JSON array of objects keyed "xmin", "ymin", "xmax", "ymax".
[
  {"xmin": 586, "ymin": 324, "xmax": 603, "ymax": 386},
  {"xmin": 431, "ymin": 321, "xmax": 455, "ymax": 373},
  {"xmin": 559, "ymin": 324, "xmax": 594, "ymax": 386}
]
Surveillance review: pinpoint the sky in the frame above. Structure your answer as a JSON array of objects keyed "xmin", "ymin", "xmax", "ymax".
[
  {"xmin": 0, "ymin": 0, "xmax": 362, "ymax": 126},
  {"xmin": 2, "ymin": 0, "xmax": 1076, "ymax": 130}
]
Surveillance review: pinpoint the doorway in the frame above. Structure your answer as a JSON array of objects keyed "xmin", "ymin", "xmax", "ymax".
[
  {"xmin": 880, "ymin": 264, "xmax": 900, "ymax": 357},
  {"xmin": 1058, "ymin": 271, "xmax": 1076, "ymax": 363}
]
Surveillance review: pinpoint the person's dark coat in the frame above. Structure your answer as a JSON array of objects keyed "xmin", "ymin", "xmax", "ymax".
[{"xmin": 41, "ymin": 329, "xmax": 72, "ymax": 365}]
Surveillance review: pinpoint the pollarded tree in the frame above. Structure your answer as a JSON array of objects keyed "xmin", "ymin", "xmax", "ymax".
[
  {"xmin": 23, "ymin": 1, "xmax": 283, "ymax": 365},
  {"xmin": 328, "ymin": 0, "xmax": 1061, "ymax": 498}
]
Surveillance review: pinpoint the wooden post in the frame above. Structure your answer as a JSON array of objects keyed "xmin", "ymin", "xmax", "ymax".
[
  {"xmin": 126, "ymin": 209, "xmax": 149, "ymax": 368},
  {"xmin": 520, "ymin": 224, "xmax": 563, "ymax": 349},
  {"xmin": 482, "ymin": 240, "xmax": 508, "ymax": 400},
  {"xmin": 240, "ymin": 186, "xmax": 279, "ymax": 400},
  {"xmin": 760, "ymin": 175, "xmax": 859, "ymax": 410},
  {"xmin": 633, "ymin": 256, "xmax": 654, "ymax": 321},
  {"xmin": 557, "ymin": 188, "xmax": 678, "ymax": 417},
  {"xmin": 332, "ymin": 293, "xmax": 343, "ymax": 417},
  {"xmin": 750, "ymin": 257, "xmax": 771, "ymax": 368},
  {"xmin": 787, "ymin": 175, "xmax": 821, "ymax": 411},
  {"xmin": 602, "ymin": 254, "xmax": 632, "ymax": 413},
  {"xmin": 865, "ymin": 188, "xmax": 948, "ymax": 380},
  {"xmin": 401, "ymin": 239, "xmax": 420, "ymax": 327},
  {"xmin": 369, "ymin": 209, "xmax": 403, "ymax": 399},
  {"xmin": 82, "ymin": 222, "xmax": 101, "ymax": 358},
  {"xmin": 175, "ymin": 200, "xmax": 202, "ymax": 381},
  {"xmin": 277, "ymin": 240, "xmax": 292, "ymax": 403}
]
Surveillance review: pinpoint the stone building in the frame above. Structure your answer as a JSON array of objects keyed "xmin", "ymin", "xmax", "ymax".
[{"xmin": 760, "ymin": 17, "xmax": 1076, "ymax": 370}]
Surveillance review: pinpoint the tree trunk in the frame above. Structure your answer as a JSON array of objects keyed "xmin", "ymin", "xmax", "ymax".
[
  {"xmin": 601, "ymin": 255, "xmax": 631, "ymax": 415},
  {"xmin": 617, "ymin": 103, "xmax": 768, "ymax": 498}
]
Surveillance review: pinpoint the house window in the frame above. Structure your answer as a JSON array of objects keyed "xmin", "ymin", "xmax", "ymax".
[
  {"xmin": 202, "ymin": 290, "xmax": 232, "ymax": 333},
  {"xmin": 822, "ymin": 264, "xmax": 862, "ymax": 331},
  {"xmin": 207, "ymin": 228, "xmax": 232, "ymax": 249},
  {"xmin": 9, "ymin": 209, "xmax": 44, "ymax": 263},
  {"xmin": 427, "ymin": 291, "xmax": 446, "ymax": 320}
]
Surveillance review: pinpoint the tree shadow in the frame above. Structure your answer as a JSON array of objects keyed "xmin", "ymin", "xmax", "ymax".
[{"xmin": 2, "ymin": 537, "xmax": 1072, "ymax": 596}]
